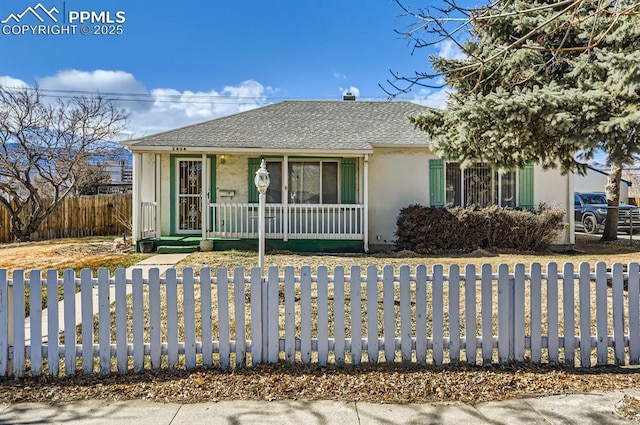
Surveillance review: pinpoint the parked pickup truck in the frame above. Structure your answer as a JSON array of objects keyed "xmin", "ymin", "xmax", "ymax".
[{"xmin": 574, "ymin": 192, "xmax": 640, "ymax": 234}]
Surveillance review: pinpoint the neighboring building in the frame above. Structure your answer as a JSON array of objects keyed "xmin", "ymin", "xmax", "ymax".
[
  {"xmin": 123, "ymin": 97, "xmax": 574, "ymax": 252},
  {"xmin": 575, "ymin": 166, "xmax": 632, "ymax": 203}
]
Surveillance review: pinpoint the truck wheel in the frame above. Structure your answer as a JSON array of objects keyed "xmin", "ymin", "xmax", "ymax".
[{"xmin": 582, "ymin": 215, "xmax": 598, "ymax": 234}]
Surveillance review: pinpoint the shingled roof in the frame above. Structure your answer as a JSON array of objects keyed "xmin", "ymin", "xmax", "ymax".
[{"xmin": 126, "ymin": 100, "xmax": 431, "ymax": 152}]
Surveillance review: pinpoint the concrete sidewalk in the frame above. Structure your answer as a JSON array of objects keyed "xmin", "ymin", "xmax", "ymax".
[
  {"xmin": 24, "ymin": 253, "xmax": 190, "ymax": 343},
  {"xmin": 0, "ymin": 390, "xmax": 638, "ymax": 424}
]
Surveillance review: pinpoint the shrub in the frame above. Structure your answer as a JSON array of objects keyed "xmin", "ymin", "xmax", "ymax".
[{"xmin": 395, "ymin": 204, "xmax": 565, "ymax": 253}]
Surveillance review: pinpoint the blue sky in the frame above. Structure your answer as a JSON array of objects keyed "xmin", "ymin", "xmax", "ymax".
[{"xmin": 0, "ymin": 0, "xmax": 455, "ymax": 137}]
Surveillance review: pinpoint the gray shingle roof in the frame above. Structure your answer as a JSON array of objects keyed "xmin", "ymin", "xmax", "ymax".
[{"xmin": 126, "ymin": 101, "xmax": 431, "ymax": 151}]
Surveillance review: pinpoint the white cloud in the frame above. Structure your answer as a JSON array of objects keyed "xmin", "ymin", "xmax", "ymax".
[
  {"xmin": 0, "ymin": 76, "xmax": 28, "ymax": 88},
  {"xmin": 437, "ymin": 40, "xmax": 466, "ymax": 60},
  {"xmin": 411, "ymin": 87, "xmax": 450, "ymax": 109},
  {"xmin": 333, "ymin": 71, "xmax": 347, "ymax": 80},
  {"xmin": 37, "ymin": 69, "xmax": 147, "ymax": 94},
  {"xmin": 340, "ymin": 86, "xmax": 360, "ymax": 97},
  {"xmin": 2, "ymin": 70, "xmax": 272, "ymax": 137}
]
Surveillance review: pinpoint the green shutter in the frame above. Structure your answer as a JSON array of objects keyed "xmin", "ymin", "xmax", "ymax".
[
  {"xmin": 341, "ymin": 158, "xmax": 357, "ymax": 204},
  {"xmin": 248, "ymin": 158, "xmax": 261, "ymax": 203},
  {"xmin": 429, "ymin": 159, "xmax": 445, "ymax": 207},
  {"xmin": 519, "ymin": 163, "xmax": 534, "ymax": 210}
]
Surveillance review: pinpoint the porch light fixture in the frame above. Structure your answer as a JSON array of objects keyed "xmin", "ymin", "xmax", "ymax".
[
  {"xmin": 220, "ymin": 155, "xmax": 226, "ymax": 164},
  {"xmin": 254, "ymin": 159, "xmax": 270, "ymax": 194},
  {"xmin": 254, "ymin": 160, "xmax": 270, "ymax": 270}
]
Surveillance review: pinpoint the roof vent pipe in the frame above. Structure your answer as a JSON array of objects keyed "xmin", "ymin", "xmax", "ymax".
[{"xmin": 343, "ymin": 92, "xmax": 356, "ymax": 101}]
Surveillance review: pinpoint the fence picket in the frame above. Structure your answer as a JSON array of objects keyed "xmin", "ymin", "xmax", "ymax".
[
  {"xmin": 563, "ymin": 263, "xmax": 576, "ymax": 367},
  {"xmin": 449, "ymin": 265, "xmax": 460, "ymax": 365},
  {"xmin": 284, "ymin": 266, "xmax": 295, "ymax": 363},
  {"xmin": 300, "ymin": 266, "xmax": 312, "ymax": 364},
  {"xmin": 432, "ymin": 265, "xmax": 444, "ymax": 366},
  {"xmin": 149, "ymin": 268, "xmax": 161, "ymax": 369},
  {"xmin": 465, "ymin": 265, "xmax": 477, "ymax": 365},
  {"xmin": 481, "ymin": 264, "xmax": 493, "ymax": 365},
  {"xmin": 514, "ymin": 264, "xmax": 525, "ymax": 362},
  {"xmin": 611, "ymin": 263, "xmax": 625, "ymax": 365},
  {"xmin": 80, "ymin": 269, "xmax": 93, "ymax": 374},
  {"xmin": 629, "ymin": 262, "xmax": 640, "ymax": 365},
  {"xmin": 63, "ymin": 269, "xmax": 76, "ymax": 376},
  {"xmin": 183, "ymin": 268, "xmax": 196, "ymax": 369},
  {"xmin": 13, "ymin": 270, "xmax": 25, "ymax": 377},
  {"xmin": 350, "ymin": 266, "xmax": 362, "ymax": 365},
  {"xmin": 498, "ymin": 264, "xmax": 510, "ymax": 364},
  {"xmin": 29, "ymin": 270, "xmax": 43, "ymax": 376},
  {"xmin": 166, "ymin": 268, "xmax": 179, "ymax": 368},
  {"xmin": 334, "ymin": 266, "xmax": 346, "ymax": 366},
  {"xmin": 546, "ymin": 262, "xmax": 559, "ymax": 366},
  {"xmin": 0, "ymin": 270, "xmax": 7, "ymax": 377},
  {"xmin": 217, "ymin": 268, "xmax": 230, "ymax": 370},
  {"xmin": 115, "ymin": 268, "xmax": 128, "ymax": 373},
  {"xmin": 317, "ymin": 266, "xmax": 329, "ymax": 366},
  {"xmin": 250, "ymin": 267, "xmax": 262, "ymax": 365},
  {"xmin": 200, "ymin": 268, "xmax": 213, "ymax": 367},
  {"xmin": 98, "ymin": 268, "xmax": 111, "ymax": 375},
  {"xmin": 529, "ymin": 263, "xmax": 542, "ymax": 364},
  {"xmin": 46, "ymin": 270, "xmax": 59, "ymax": 376},
  {"xmin": 234, "ymin": 267, "xmax": 247, "ymax": 368},
  {"xmin": 132, "ymin": 269, "xmax": 144, "ymax": 373},
  {"xmin": 415, "ymin": 265, "xmax": 427, "ymax": 366},
  {"xmin": 268, "ymin": 266, "xmax": 279, "ymax": 363},
  {"xmin": 579, "ymin": 262, "xmax": 591, "ymax": 367},
  {"xmin": 399, "ymin": 265, "xmax": 411, "ymax": 363},
  {"xmin": 595, "ymin": 262, "xmax": 608, "ymax": 366},
  {"xmin": 367, "ymin": 265, "xmax": 379, "ymax": 363},
  {"xmin": 383, "ymin": 265, "xmax": 395, "ymax": 363}
]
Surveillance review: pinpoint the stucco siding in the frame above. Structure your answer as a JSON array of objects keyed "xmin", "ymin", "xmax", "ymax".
[
  {"xmin": 534, "ymin": 165, "xmax": 574, "ymax": 245},
  {"xmin": 368, "ymin": 148, "xmax": 435, "ymax": 250}
]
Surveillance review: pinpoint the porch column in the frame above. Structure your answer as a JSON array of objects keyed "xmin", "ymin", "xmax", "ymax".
[
  {"xmin": 201, "ymin": 153, "xmax": 208, "ymax": 240},
  {"xmin": 132, "ymin": 152, "xmax": 142, "ymax": 244},
  {"xmin": 283, "ymin": 155, "xmax": 289, "ymax": 242},
  {"xmin": 363, "ymin": 154, "xmax": 369, "ymax": 253},
  {"xmin": 155, "ymin": 154, "xmax": 161, "ymax": 238}
]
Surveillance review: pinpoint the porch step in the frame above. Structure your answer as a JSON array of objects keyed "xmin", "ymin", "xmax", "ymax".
[{"xmin": 156, "ymin": 245, "xmax": 199, "ymax": 254}]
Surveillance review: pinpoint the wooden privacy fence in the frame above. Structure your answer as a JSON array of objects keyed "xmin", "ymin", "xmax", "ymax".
[
  {"xmin": 0, "ymin": 194, "xmax": 132, "ymax": 243},
  {"xmin": 0, "ymin": 262, "xmax": 639, "ymax": 377}
]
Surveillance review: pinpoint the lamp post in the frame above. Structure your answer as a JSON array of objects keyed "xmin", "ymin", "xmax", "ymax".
[{"xmin": 254, "ymin": 159, "xmax": 270, "ymax": 270}]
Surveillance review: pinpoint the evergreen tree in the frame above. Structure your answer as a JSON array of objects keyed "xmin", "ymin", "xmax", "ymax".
[{"xmin": 396, "ymin": 0, "xmax": 640, "ymax": 240}]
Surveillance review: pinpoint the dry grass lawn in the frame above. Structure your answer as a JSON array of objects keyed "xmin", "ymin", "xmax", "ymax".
[{"xmin": 0, "ymin": 236, "xmax": 150, "ymax": 273}]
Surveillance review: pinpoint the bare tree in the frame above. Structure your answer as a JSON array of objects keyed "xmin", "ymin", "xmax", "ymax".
[{"xmin": 0, "ymin": 86, "xmax": 128, "ymax": 241}]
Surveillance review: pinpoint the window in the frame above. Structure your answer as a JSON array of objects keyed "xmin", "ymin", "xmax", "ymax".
[
  {"xmin": 261, "ymin": 160, "xmax": 340, "ymax": 204},
  {"xmin": 445, "ymin": 162, "xmax": 517, "ymax": 207},
  {"xmin": 289, "ymin": 161, "xmax": 338, "ymax": 204},
  {"xmin": 265, "ymin": 161, "xmax": 282, "ymax": 203}
]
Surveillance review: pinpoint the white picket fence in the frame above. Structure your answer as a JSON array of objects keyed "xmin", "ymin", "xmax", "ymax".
[{"xmin": 1, "ymin": 262, "xmax": 639, "ymax": 377}]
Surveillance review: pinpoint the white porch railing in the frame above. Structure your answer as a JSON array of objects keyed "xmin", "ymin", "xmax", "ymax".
[
  {"xmin": 208, "ymin": 203, "xmax": 364, "ymax": 240},
  {"xmin": 140, "ymin": 202, "xmax": 157, "ymax": 239}
]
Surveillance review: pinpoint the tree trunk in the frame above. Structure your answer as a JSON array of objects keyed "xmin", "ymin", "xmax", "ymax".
[{"xmin": 602, "ymin": 163, "xmax": 622, "ymax": 241}]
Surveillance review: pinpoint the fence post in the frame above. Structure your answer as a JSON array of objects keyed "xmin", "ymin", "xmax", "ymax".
[
  {"xmin": 250, "ymin": 267, "xmax": 263, "ymax": 365},
  {"xmin": 509, "ymin": 275, "xmax": 516, "ymax": 362},
  {"xmin": 0, "ymin": 270, "xmax": 9, "ymax": 376}
]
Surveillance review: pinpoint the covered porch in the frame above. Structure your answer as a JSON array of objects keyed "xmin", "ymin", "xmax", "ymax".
[{"xmin": 133, "ymin": 152, "xmax": 370, "ymax": 253}]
